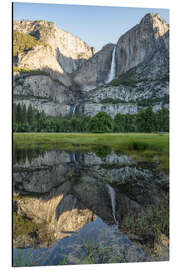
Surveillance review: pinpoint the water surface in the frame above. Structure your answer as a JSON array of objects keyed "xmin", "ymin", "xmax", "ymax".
[{"xmin": 13, "ymin": 147, "xmax": 169, "ymax": 266}]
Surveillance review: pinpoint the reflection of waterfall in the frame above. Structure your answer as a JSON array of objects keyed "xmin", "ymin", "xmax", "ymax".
[
  {"xmin": 106, "ymin": 46, "xmax": 116, "ymax": 83},
  {"xmin": 72, "ymin": 153, "xmax": 77, "ymax": 163},
  {"xmin": 72, "ymin": 104, "xmax": 77, "ymax": 116},
  {"xmin": 107, "ymin": 184, "xmax": 118, "ymax": 224}
]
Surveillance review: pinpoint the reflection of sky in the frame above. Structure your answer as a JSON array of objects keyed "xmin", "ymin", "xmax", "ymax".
[
  {"xmin": 13, "ymin": 149, "xmax": 169, "ymax": 266},
  {"xmin": 13, "ymin": 3, "xmax": 169, "ymax": 51},
  {"xmin": 13, "ymin": 217, "xmax": 138, "ymax": 267}
]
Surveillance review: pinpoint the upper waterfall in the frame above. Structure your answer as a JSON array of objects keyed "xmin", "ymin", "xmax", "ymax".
[
  {"xmin": 107, "ymin": 184, "xmax": 118, "ymax": 224},
  {"xmin": 106, "ymin": 46, "xmax": 116, "ymax": 83}
]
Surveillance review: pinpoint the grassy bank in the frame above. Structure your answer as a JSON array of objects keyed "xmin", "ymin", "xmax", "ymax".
[
  {"xmin": 13, "ymin": 133, "xmax": 169, "ymax": 151},
  {"xmin": 13, "ymin": 133, "xmax": 169, "ymax": 172}
]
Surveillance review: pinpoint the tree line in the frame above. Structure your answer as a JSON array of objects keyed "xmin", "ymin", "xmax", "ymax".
[{"xmin": 13, "ymin": 103, "xmax": 169, "ymax": 133}]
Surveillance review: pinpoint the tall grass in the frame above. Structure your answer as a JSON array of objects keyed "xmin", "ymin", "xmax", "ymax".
[
  {"xmin": 13, "ymin": 133, "xmax": 169, "ymax": 172},
  {"xmin": 13, "ymin": 133, "xmax": 169, "ymax": 152}
]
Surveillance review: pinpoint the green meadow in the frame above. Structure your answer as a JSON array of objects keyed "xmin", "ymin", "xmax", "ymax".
[{"xmin": 13, "ymin": 133, "xmax": 169, "ymax": 173}]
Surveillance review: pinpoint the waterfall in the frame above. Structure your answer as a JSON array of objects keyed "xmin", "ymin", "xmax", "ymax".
[
  {"xmin": 106, "ymin": 46, "xmax": 116, "ymax": 83},
  {"xmin": 72, "ymin": 104, "xmax": 77, "ymax": 115},
  {"xmin": 72, "ymin": 153, "xmax": 76, "ymax": 163},
  {"xmin": 107, "ymin": 184, "xmax": 118, "ymax": 224}
]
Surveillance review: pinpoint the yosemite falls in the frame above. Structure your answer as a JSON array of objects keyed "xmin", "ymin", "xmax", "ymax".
[
  {"xmin": 106, "ymin": 46, "xmax": 116, "ymax": 83},
  {"xmin": 13, "ymin": 13, "xmax": 169, "ymax": 118},
  {"xmin": 107, "ymin": 184, "xmax": 118, "ymax": 224}
]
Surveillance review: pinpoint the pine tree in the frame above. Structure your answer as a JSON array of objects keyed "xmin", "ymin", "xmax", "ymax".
[
  {"xmin": 156, "ymin": 108, "xmax": 169, "ymax": 132},
  {"xmin": 114, "ymin": 113, "xmax": 125, "ymax": 132},
  {"xmin": 13, "ymin": 103, "xmax": 17, "ymax": 123},
  {"xmin": 22, "ymin": 104, "xmax": 27, "ymax": 124},
  {"xmin": 16, "ymin": 103, "xmax": 22, "ymax": 124},
  {"xmin": 27, "ymin": 104, "xmax": 34, "ymax": 125},
  {"xmin": 137, "ymin": 106, "xmax": 156, "ymax": 132},
  {"xmin": 89, "ymin": 112, "xmax": 113, "ymax": 133}
]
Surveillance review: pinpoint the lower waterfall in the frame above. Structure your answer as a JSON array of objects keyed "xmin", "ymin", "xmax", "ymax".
[{"xmin": 72, "ymin": 104, "xmax": 77, "ymax": 115}]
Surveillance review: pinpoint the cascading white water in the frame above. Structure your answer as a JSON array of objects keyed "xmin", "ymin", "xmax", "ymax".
[
  {"xmin": 72, "ymin": 153, "xmax": 76, "ymax": 163},
  {"xmin": 72, "ymin": 104, "xmax": 77, "ymax": 115},
  {"xmin": 106, "ymin": 46, "xmax": 116, "ymax": 83},
  {"xmin": 107, "ymin": 184, "xmax": 118, "ymax": 224}
]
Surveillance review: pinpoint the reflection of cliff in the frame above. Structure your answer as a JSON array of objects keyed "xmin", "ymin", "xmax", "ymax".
[
  {"xmin": 13, "ymin": 150, "xmax": 169, "ymax": 250},
  {"xmin": 13, "ymin": 150, "xmax": 168, "ymax": 195},
  {"xmin": 14, "ymin": 182, "xmax": 96, "ymax": 248}
]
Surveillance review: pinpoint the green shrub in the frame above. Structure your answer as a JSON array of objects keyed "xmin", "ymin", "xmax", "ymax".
[
  {"xmin": 160, "ymin": 74, "xmax": 169, "ymax": 81},
  {"xmin": 101, "ymin": 98, "xmax": 131, "ymax": 104},
  {"xmin": 13, "ymin": 30, "xmax": 43, "ymax": 56},
  {"xmin": 137, "ymin": 95, "xmax": 169, "ymax": 107},
  {"xmin": 13, "ymin": 66, "xmax": 50, "ymax": 76},
  {"xmin": 121, "ymin": 201, "xmax": 169, "ymax": 249},
  {"xmin": 89, "ymin": 112, "xmax": 114, "ymax": 133},
  {"xmin": 109, "ymin": 78, "xmax": 136, "ymax": 87},
  {"xmin": 13, "ymin": 212, "xmax": 41, "ymax": 240}
]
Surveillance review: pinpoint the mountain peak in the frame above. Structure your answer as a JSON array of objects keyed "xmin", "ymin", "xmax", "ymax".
[
  {"xmin": 140, "ymin": 12, "xmax": 167, "ymax": 25},
  {"xmin": 139, "ymin": 12, "xmax": 169, "ymax": 38},
  {"xmin": 140, "ymin": 13, "xmax": 154, "ymax": 24}
]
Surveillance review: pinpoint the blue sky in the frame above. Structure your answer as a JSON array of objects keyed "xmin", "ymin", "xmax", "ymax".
[{"xmin": 13, "ymin": 2, "xmax": 169, "ymax": 51}]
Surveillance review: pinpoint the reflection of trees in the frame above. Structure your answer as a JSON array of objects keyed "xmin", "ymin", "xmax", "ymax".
[
  {"xmin": 13, "ymin": 147, "xmax": 46, "ymax": 165},
  {"xmin": 92, "ymin": 145, "xmax": 112, "ymax": 159}
]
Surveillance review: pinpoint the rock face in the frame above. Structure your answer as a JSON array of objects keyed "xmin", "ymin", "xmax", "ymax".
[
  {"xmin": 115, "ymin": 13, "xmax": 169, "ymax": 76},
  {"xmin": 80, "ymin": 76, "xmax": 169, "ymax": 117},
  {"xmin": 14, "ymin": 20, "xmax": 96, "ymax": 74},
  {"xmin": 13, "ymin": 72, "xmax": 75, "ymax": 116},
  {"xmin": 72, "ymin": 43, "xmax": 115, "ymax": 90},
  {"xmin": 13, "ymin": 13, "xmax": 169, "ymax": 117},
  {"xmin": 13, "ymin": 20, "xmax": 97, "ymax": 116},
  {"xmin": 79, "ymin": 13, "xmax": 169, "ymax": 116}
]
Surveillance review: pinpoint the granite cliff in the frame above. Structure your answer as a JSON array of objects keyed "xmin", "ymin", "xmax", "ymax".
[{"xmin": 13, "ymin": 13, "xmax": 169, "ymax": 117}]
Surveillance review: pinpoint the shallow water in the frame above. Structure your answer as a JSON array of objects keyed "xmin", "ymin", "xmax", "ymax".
[{"xmin": 13, "ymin": 148, "xmax": 169, "ymax": 266}]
